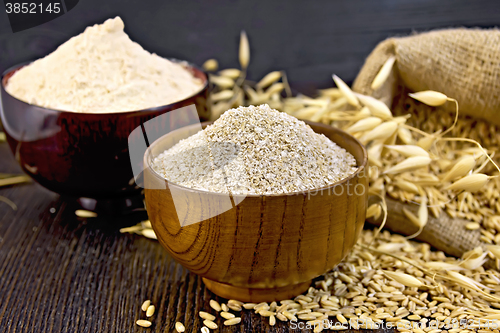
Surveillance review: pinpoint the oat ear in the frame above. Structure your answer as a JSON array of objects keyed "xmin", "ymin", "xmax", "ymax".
[
  {"xmin": 202, "ymin": 59, "xmax": 219, "ymax": 72},
  {"xmin": 371, "ymin": 56, "xmax": 396, "ymax": 90},
  {"xmin": 239, "ymin": 30, "xmax": 250, "ymax": 69},
  {"xmin": 333, "ymin": 74, "xmax": 360, "ymax": 107}
]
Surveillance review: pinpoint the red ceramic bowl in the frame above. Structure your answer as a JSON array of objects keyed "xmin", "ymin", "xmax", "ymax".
[{"xmin": 0, "ymin": 60, "xmax": 209, "ymax": 202}]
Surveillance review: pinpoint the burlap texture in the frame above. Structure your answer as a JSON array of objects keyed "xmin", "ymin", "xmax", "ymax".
[
  {"xmin": 353, "ymin": 28, "xmax": 500, "ymax": 126},
  {"xmin": 354, "ymin": 28, "xmax": 500, "ymax": 259},
  {"xmin": 368, "ymin": 198, "xmax": 482, "ymax": 259}
]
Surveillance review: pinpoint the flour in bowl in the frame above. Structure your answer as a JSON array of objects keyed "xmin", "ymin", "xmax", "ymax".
[
  {"xmin": 5, "ymin": 17, "xmax": 203, "ymax": 113},
  {"xmin": 152, "ymin": 104, "xmax": 358, "ymax": 195}
]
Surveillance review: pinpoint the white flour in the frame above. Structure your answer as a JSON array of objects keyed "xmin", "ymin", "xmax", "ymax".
[{"xmin": 6, "ymin": 17, "xmax": 203, "ymax": 113}]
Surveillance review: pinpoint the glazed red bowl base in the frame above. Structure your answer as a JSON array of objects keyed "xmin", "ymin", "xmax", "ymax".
[{"xmin": 1, "ymin": 61, "xmax": 210, "ymax": 213}]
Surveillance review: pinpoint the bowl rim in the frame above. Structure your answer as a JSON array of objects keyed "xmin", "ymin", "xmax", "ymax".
[
  {"xmin": 1, "ymin": 58, "xmax": 208, "ymax": 116},
  {"xmin": 144, "ymin": 120, "xmax": 368, "ymax": 198}
]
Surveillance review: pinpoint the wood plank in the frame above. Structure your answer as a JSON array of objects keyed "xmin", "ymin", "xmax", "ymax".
[
  {"xmin": 1, "ymin": 0, "xmax": 499, "ymax": 94},
  {"xmin": 0, "ymin": 143, "xmax": 394, "ymax": 332}
]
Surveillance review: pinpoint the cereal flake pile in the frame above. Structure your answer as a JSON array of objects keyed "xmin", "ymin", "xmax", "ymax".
[{"xmin": 152, "ymin": 104, "xmax": 357, "ymax": 195}]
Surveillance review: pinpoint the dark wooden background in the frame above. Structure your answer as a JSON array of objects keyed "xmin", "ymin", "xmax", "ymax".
[
  {"xmin": 1, "ymin": 0, "xmax": 500, "ymax": 93},
  {"xmin": 1, "ymin": 1, "xmax": 500, "ymax": 332},
  {"xmin": 0, "ymin": 145, "xmax": 392, "ymax": 333}
]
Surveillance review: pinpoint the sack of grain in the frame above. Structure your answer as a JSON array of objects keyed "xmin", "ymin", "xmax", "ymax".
[
  {"xmin": 353, "ymin": 28, "xmax": 500, "ymax": 126},
  {"xmin": 353, "ymin": 28, "xmax": 500, "ymax": 260}
]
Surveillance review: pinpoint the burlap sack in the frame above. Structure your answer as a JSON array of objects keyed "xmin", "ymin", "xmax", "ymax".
[
  {"xmin": 353, "ymin": 28, "xmax": 500, "ymax": 126},
  {"xmin": 353, "ymin": 28, "xmax": 500, "ymax": 260}
]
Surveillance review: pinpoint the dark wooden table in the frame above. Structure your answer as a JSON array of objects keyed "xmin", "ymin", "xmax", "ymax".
[{"xmin": 0, "ymin": 141, "xmax": 392, "ymax": 333}]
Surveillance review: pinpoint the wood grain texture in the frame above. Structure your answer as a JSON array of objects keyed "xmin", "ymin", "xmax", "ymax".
[
  {"xmin": 0, "ymin": 1, "xmax": 496, "ymax": 329},
  {"xmin": 144, "ymin": 121, "xmax": 368, "ymax": 302},
  {"xmin": 1, "ymin": 0, "xmax": 499, "ymax": 96},
  {"xmin": 0, "ymin": 140, "xmax": 395, "ymax": 332}
]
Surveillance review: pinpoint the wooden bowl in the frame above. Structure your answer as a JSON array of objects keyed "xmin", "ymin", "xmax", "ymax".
[
  {"xmin": 0, "ymin": 60, "xmax": 209, "ymax": 202},
  {"xmin": 143, "ymin": 121, "xmax": 368, "ymax": 302}
]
